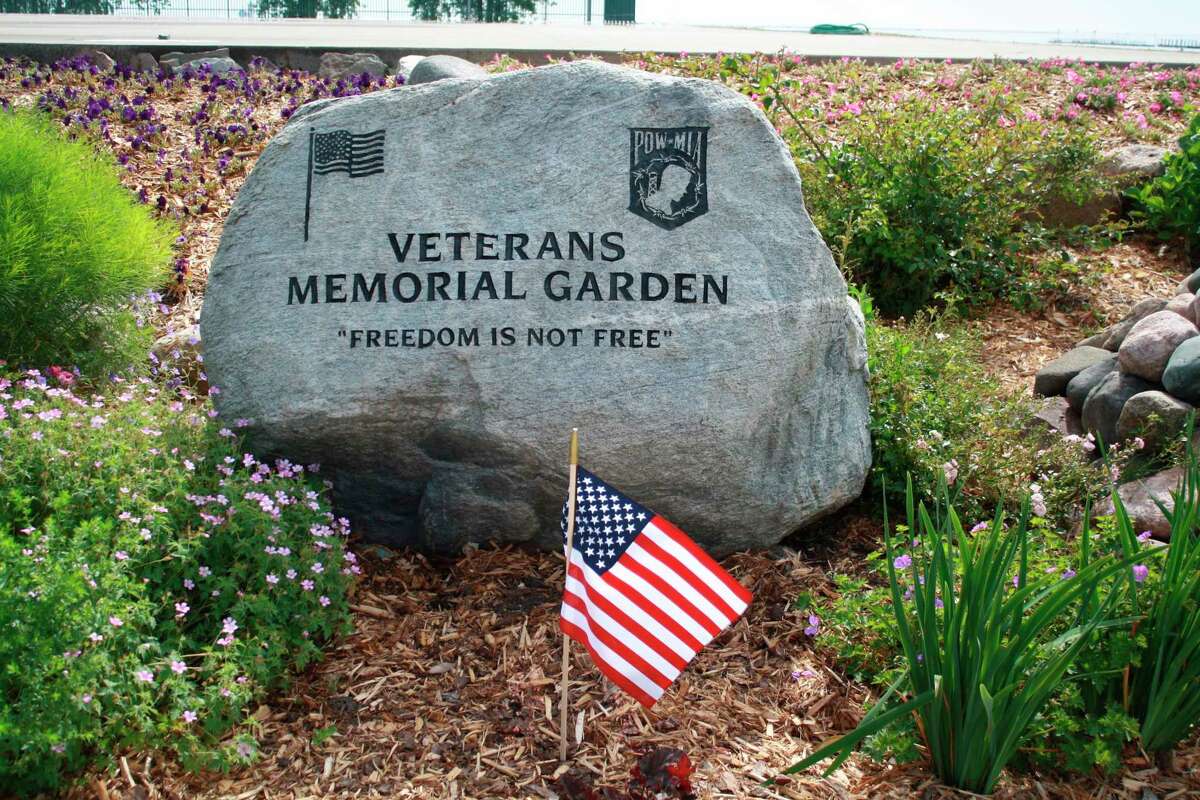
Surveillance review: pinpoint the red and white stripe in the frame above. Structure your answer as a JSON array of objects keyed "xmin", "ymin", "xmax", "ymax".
[{"xmin": 559, "ymin": 515, "xmax": 752, "ymax": 707}]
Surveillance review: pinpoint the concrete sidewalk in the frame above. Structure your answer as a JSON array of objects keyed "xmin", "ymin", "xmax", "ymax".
[{"xmin": 1, "ymin": 15, "xmax": 1199, "ymax": 68}]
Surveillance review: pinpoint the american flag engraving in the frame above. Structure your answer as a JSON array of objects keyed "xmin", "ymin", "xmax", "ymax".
[
  {"xmin": 303, "ymin": 128, "xmax": 386, "ymax": 242},
  {"xmin": 312, "ymin": 129, "xmax": 386, "ymax": 177},
  {"xmin": 559, "ymin": 468, "xmax": 752, "ymax": 707}
]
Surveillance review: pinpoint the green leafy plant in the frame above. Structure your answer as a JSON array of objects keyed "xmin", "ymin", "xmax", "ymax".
[
  {"xmin": 753, "ymin": 84, "xmax": 1105, "ymax": 316},
  {"xmin": 1131, "ymin": 112, "xmax": 1200, "ymax": 259},
  {"xmin": 866, "ymin": 315, "xmax": 1100, "ymax": 523},
  {"xmin": 0, "ymin": 365, "xmax": 355, "ymax": 795},
  {"xmin": 1121, "ymin": 434, "xmax": 1200, "ymax": 755},
  {"xmin": 0, "ymin": 109, "xmax": 174, "ymax": 377},
  {"xmin": 784, "ymin": 479, "xmax": 1148, "ymax": 794}
]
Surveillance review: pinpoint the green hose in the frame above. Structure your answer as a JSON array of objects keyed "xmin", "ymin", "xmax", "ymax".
[{"xmin": 809, "ymin": 23, "xmax": 871, "ymax": 35}]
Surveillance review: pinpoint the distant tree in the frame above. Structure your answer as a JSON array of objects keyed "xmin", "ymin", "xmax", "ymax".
[
  {"xmin": 409, "ymin": 0, "xmax": 536, "ymax": 22},
  {"xmin": 255, "ymin": 0, "xmax": 359, "ymax": 18}
]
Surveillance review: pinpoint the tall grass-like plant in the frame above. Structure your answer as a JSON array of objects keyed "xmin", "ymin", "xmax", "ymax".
[
  {"xmin": 0, "ymin": 109, "xmax": 174, "ymax": 376},
  {"xmin": 1120, "ymin": 438, "xmax": 1200, "ymax": 755},
  {"xmin": 784, "ymin": 479, "xmax": 1147, "ymax": 794}
]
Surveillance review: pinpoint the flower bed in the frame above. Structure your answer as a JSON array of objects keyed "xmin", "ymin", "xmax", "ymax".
[{"xmin": 0, "ymin": 363, "xmax": 355, "ymax": 796}]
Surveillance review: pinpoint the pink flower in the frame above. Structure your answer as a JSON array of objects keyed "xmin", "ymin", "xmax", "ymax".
[
  {"xmin": 1133, "ymin": 564, "xmax": 1149, "ymax": 583},
  {"xmin": 997, "ymin": 114, "xmax": 1014, "ymax": 128},
  {"xmin": 301, "ymin": 579, "xmax": 315, "ymax": 591},
  {"xmin": 182, "ymin": 710, "xmax": 198, "ymax": 723},
  {"xmin": 171, "ymin": 660, "xmax": 187, "ymax": 674},
  {"xmin": 114, "ymin": 551, "xmax": 128, "ymax": 561},
  {"xmin": 221, "ymin": 617, "xmax": 238, "ymax": 635},
  {"xmin": 1137, "ymin": 531, "xmax": 1153, "ymax": 542},
  {"xmin": 943, "ymin": 459, "xmax": 959, "ymax": 485},
  {"xmin": 135, "ymin": 669, "xmax": 154, "ymax": 683},
  {"xmin": 175, "ymin": 601, "xmax": 189, "ymax": 617},
  {"xmin": 1063, "ymin": 568, "xmax": 1077, "ymax": 579},
  {"xmin": 319, "ymin": 595, "xmax": 331, "ymax": 607},
  {"xmin": 893, "ymin": 554, "xmax": 912, "ymax": 570},
  {"xmin": 266, "ymin": 573, "xmax": 279, "ymax": 585},
  {"xmin": 108, "ymin": 615, "xmax": 123, "ymax": 627}
]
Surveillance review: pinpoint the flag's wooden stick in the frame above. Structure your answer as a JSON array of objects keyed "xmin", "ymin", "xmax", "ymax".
[{"xmin": 559, "ymin": 427, "xmax": 580, "ymax": 763}]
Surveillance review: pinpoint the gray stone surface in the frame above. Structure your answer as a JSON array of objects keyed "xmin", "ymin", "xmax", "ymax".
[
  {"xmin": 1104, "ymin": 297, "xmax": 1167, "ymax": 350},
  {"xmin": 174, "ymin": 56, "xmax": 241, "ymax": 76},
  {"xmin": 202, "ymin": 60, "xmax": 871, "ymax": 556},
  {"xmin": 1077, "ymin": 328, "xmax": 1113, "ymax": 349},
  {"xmin": 1065, "ymin": 355, "xmax": 1118, "ymax": 411},
  {"xmin": 1181, "ymin": 267, "xmax": 1200, "ymax": 295},
  {"xmin": 129, "ymin": 52, "xmax": 158, "ymax": 73},
  {"xmin": 1100, "ymin": 143, "xmax": 1171, "ymax": 180},
  {"xmin": 1034, "ymin": 345, "xmax": 1113, "ymax": 397},
  {"xmin": 394, "ymin": 54, "xmax": 424, "ymax": 82},
  {"xmin": 1166, "ymin": 291, "xmax": 1197, "ymax": 324},
  {"xmin": 76, "ymin": 48, "xmax": 114, "ymax": 70},
  {"xmin": 1097, "ymin": 466, "xmax": 1185, "ymax": 540},
  {"xmin": 1163, "ymin": 336, "xmax": 1200, "ymax": 404},
  {"xmin": 1081, "ymin": 371, "xmax": 1155, "ymax": 447},
  {"xmin": 1116, "ymin": 390, "xmax": 1193, "ymax": 448},
  {"xmin": 407, "ymin": 54, "xmax": 487, "ymax": 85},
  {"xmin": 1032, "ymin": 396, "xmax": 1085, "ymax": 437},
  {"xmin": 1118, "ymin": 310, "xmax": 1199, "ymax": 382},
  {"xmin": 160, "ymin": 47, "xmax": 231, "ymax": 71},
  {"xmin": 318, "ymin": 51, "xmax": 389, "ymax": 80}
]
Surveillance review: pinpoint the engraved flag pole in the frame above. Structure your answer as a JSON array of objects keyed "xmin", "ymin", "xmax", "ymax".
[
  {"xmin": 559, "ymin": 428, "xmax": 580, "ymax": 762},
  {"xmin": 303, "ymin": 127, "xmax": 315, "ymax": 243}
]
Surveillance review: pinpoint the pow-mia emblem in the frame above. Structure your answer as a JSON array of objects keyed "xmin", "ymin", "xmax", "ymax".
[{"xmin": 628, "ymin": 126, "xmax": 709, "ymax": 230}]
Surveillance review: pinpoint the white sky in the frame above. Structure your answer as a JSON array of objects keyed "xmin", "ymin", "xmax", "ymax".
[{"xmin": 637, "ymin": 0, "xmax": 1200, "ymax": 38}]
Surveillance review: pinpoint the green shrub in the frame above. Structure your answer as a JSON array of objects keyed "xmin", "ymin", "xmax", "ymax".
[
  {"xmin": 0, "ymin": 365, "xmax": 355, "ymax": 796},
  {"xmin": 786, "ymin": 480, "xmax": 1149, "ymax": 794},
  {"xmin": 789, "ymin": 97, "xmax": 1102, "ymax": 316},
  {"xmin": 1131, "ymin": 112, "xmax": 1200, "ymax": 258},
  {"xmin": 0, "ymin": 109, "xmax": 174, "ymax": 377},
  {"xmin": 866, "ymin": 313, "xmax": 1100, "ymax": 523}
]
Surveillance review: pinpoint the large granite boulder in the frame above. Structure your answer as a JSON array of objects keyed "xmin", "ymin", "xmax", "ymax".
[
  {"xmin": 1166, "ymin": 291, "xmax": 1198, "ymax": 324},
  {"xmin": 1163, "ymin": 337, "xmax": 1200, "ymax": 404},
  {"xmin": 1179, "ymin": 267, "xmax": 1200, "ymax": 295},
  {"xmin": 202, "ymin": 61, "xmax": 871, "ymax": 555},
  {"xmin": 1065, "ymin": 355, "xmax": 1117, "ymax": 411},
  {"xmin": 394, "ymin": 54, "xmax": 424, "ymax": 83},
  {"xmin": 1116, "ymin": 390, "xmax": 1193, "ymax": 448},
  {"xmin": 1082, "ymin": 372, "xmax": 1155, "ymax": 447},
  {"xmin": 1100, "ymin": 143, "xmax": 1171, "ymax": 180},
  {"xmin": 407, "ymin": 55, "xmax": 487, "ymax": 85},
  {"xmin": 1096, "ymin": 466, "xmax": 1185, "ymax": 541},
  {"xmin": 1118, "ymin": 310, "xmax": 1198, "ymax": 383},
  {"xmin": 1101, "ymin": 297, "xmax": 1167, "ymax": 351},
  {"xmin": 160, "ymin": 48, "xmax": 241, "ymax": 76},
  {"xmin": 319, "ymin": 52, "xmax": 389, "ymax": 81},
  {"xmin": 1033, "ymin": 345, "xmax": 1113, "ymax": 397}
]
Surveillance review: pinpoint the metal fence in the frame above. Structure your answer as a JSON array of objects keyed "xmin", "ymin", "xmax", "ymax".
[{"xmin": 106, "ymin": 0, "xmax": 608, "ymax": 21}]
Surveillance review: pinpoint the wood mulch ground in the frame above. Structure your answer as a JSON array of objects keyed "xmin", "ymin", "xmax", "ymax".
[
  {"xmin": 978, "ymin": 237, "xmax": 1193, "ymax": 394},
  {"xmin": 74, "ymin": 526, "xmax": 1200, "ymax": 800}
]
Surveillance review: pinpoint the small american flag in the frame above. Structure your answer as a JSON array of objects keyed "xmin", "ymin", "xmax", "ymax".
[
  {"xmin": 559, "ymin": 468, "xmax": 752, "ymax": 707},
  {"xmin": 312, "ymin": 129, "xmax": 385, "ymax": 177}
]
